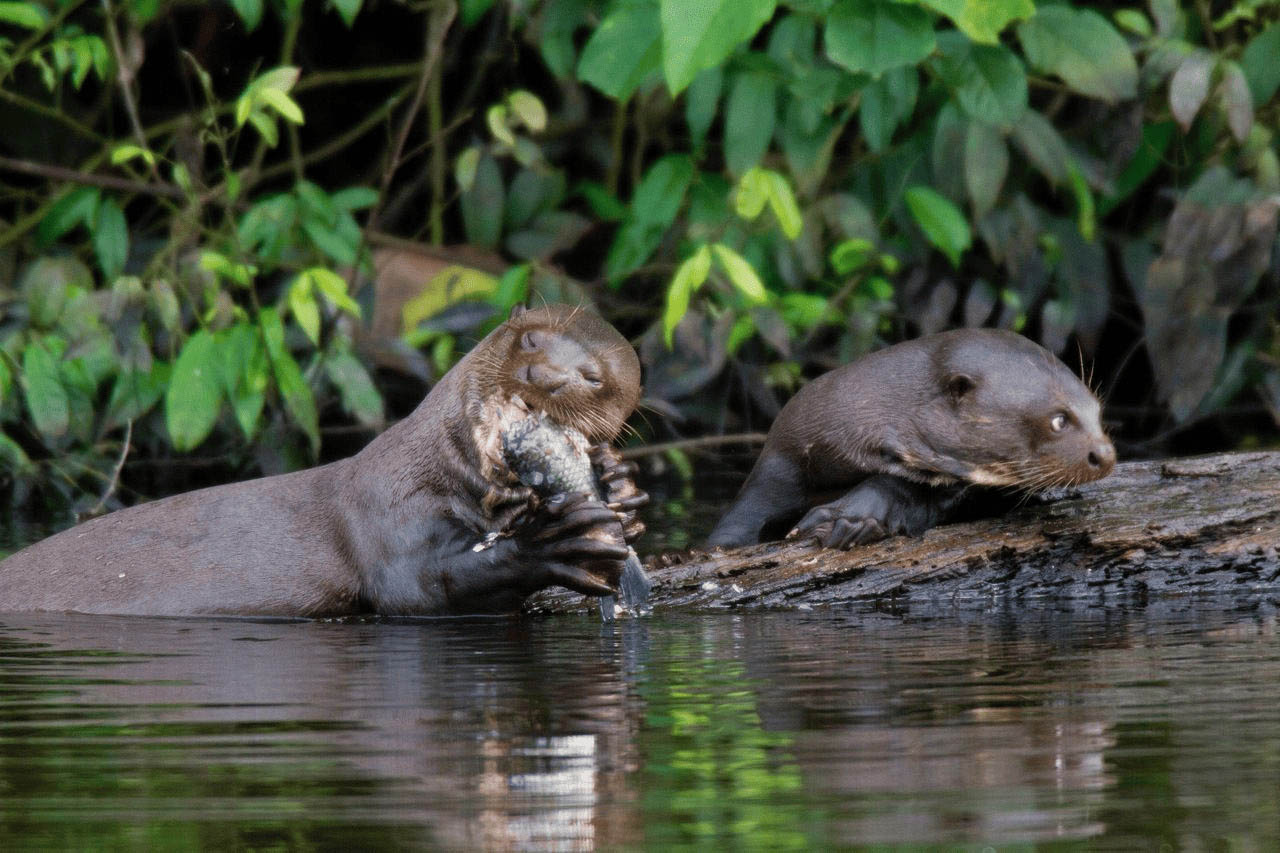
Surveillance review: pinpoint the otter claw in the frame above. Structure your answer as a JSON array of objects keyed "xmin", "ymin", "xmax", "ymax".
[{"xmin": 545, "ymin": 563, "xmax": 617, "ymax": 597}]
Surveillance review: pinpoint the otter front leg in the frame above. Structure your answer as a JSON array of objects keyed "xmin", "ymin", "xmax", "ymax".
[
  {"xmin": 589, "ymin": 444, "xmax": 648, "ymax": 545},
  {"xmin": 707, "ymin": 452, "xmax": 808, "ymax": 548},
  {"xmin": 520, "ymin": 492, "xmax": 630, "ymax": 595},
  {"xmin": 786, "ymin": 475, "xmax": 964, "ymax": 549}
]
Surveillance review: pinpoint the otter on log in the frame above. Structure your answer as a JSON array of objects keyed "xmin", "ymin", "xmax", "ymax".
[
  {"xmin": 707, "ymin": 329, "xmax": 1115, "ymax": 550},
  {"xmin": 0, "ymin": 304, "xmax": 647, "ymax": 617}
]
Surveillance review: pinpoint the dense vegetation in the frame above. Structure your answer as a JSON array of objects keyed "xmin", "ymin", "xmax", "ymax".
[{"xmin": 0, "ymin": 0, "xmax": 1277, "ymax": 513}]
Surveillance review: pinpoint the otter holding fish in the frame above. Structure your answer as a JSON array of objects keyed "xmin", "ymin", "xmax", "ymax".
[
  {"xmin": 708, "ymin": 329, "xmax": 1115, "ymax": 549},
  {"xmin": 0, "ymin": 304, "xmax": 647, "ymax": 617}
]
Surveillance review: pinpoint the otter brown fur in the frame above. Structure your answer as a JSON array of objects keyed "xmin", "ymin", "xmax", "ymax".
[
  {"xmin": 707, "ymin": 329, "xmax": 1115, "ymax": 549},
  {"xmin": 0, "ymin": 304, "xmax": 646, "ymax": 616}
]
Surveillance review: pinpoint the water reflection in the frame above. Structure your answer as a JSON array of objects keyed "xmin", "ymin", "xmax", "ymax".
[{"xmin": 0, "ymin": 603, "xmax": 1278, "ymax": 847}]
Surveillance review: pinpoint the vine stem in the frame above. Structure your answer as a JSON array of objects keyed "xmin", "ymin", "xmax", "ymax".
[{"xmin": 99, "ymin": 0, "xmax": 156, "ymax": 179}]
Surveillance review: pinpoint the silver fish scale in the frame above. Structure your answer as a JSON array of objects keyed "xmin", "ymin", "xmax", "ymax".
[{"xmin": 501, "ymin": 414, "xmax": 599, "ymax": 499}]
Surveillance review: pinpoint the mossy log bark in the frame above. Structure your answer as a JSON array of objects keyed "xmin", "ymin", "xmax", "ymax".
[{"xmin": 529, "ymin": 451, "xmax": 1280, "ymax": 614}]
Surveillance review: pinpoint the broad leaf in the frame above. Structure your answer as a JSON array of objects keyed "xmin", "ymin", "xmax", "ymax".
[
  {"xmin": 577, "ymin": 0, "xmax": 662, "ymax": 100},
  {"xmin": 22, "ymin": 340, "xmax": 69, "ymax": 441},
  {"xmin": 711, "ymin": 244, "xmax": 768, "ymax": 304},
  {"xmin": 166, "ymin": 330, "xmax": 224, "ymax": 451},
  {"xmin": 826, "ymin": 0, "xmax": 935, "ymax": 76},
  {"xmin": 933, "ymin": 37, "xmax": 1027, "ymax": 127},
  {"xmin": 724, "ymin": 71, "xmax": 777, "ymax": 176},
  {"xmin": 660, "ymin": 0, "xmax": 776, "ymax": 95},
  {"xmin": 919, "ymin": 0, "xmax": 1035, "ymax": 44},
  {"xmin": 1019, "ymin": 7, "xmax": 1137, "ymax": 102},
  {"xmin": 460, "ymin": 152, "xmax": 504, "ymax": 247},
  {"xmin": 1241, "ymin": 22, "xmax": 1280, "ymax": 108},
  {"xmin": 905, "ymin": 186, "xmax": 972, "ymax": 267},
  {"xmin": 1169, "ymin": 51, "xmax": 1213, "ymax": 131},
  {"xmin": 324, "ymin": 349, "xmax": 384, "ymax": 428},
  {"xmin": 261, "ymin": 308, "xmax": 320, "ymax": 454},
  {"xmin": 93, "ymin": 197, "xmax": 129, "ymax": 280},
  {"xmin": 664, "ymin": 246, "xmax": 712, "ymax": 347},
  {"xmin": 964, "ymin": 121, "xmax": 1008, "ymax": 218}
]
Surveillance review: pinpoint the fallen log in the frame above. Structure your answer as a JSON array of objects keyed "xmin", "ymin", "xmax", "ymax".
[{"xmin": 528, "ymin": 451, "xmax": 1280, "ymax": 613}]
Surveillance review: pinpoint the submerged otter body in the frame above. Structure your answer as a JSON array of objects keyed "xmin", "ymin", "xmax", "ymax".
[
  {"xmin": 0, "ymin": 305, "xmax": 646, "ymax": 617},
  {"xmin": 708, "ymin": 329, "xmax": 1115, "ymax": 549}
]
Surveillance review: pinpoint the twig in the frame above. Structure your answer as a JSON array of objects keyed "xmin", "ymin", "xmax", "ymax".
[
  {"xmin": 620, "ymin": 433, "xmax": 769, "ymax": 459},
  {"xmin": 0, "ymin": 155, "xmax": 185, "ymax": 198},
  {"xmin": 366, "ymin": 0, "xmax": 457, "ymax": 234},
  {"xmin": 86, "ymin": 421, "xmax": 132, "ymax": 518},
  {"xmin": 99, "ymin": 0, "xmax": 155, "ymax": 176}
]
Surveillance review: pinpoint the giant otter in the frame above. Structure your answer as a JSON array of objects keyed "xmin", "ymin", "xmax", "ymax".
[
  {"xmin": 707, "ymin": 329, "xmax": 1115, "ymax": 549},
  {"xmin": 0, "ymin": 304, "xmax": 647, "ymax": 616}
]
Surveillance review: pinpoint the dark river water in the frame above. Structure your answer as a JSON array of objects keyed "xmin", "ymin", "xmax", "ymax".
[{"xmin": 2, "ymin": 602, "xmax": 1279, "ymax": 849}]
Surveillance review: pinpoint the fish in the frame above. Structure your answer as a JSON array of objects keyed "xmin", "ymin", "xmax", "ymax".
[{"xmin": 501, "ymin": 412, "xmax": 652, "ymax": 619}]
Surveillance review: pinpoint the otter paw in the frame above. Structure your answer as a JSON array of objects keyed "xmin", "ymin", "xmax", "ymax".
[
  {"xmin": 590, "ymin": 444, "xmax": 649, "ymax": 544},
  {"xmin": 786, "ymin": 508, "xmax": 889, "ymax": 550},
  {"xmin": 520, "ymin": 492, "xmax": 628, "ymax": 590}
]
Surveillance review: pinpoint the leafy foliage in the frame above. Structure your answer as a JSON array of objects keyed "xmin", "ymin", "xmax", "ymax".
[{"xmin": 0, "ymin": 0, "xmax": 1277, "ymax": 509}]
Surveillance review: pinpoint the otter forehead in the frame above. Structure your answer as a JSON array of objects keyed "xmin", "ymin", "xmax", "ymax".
[
  {"xmin": 934, "ymin": 329, "xmax": 1100, "ymax": 417},
  {"xmin": 504, "ymin": 305, "xmax": 641, "ymax": 390}
]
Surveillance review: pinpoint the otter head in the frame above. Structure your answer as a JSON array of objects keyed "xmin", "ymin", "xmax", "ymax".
[
  {"xmin": 919, "ymin": 329, "xmax": 1115, "ymax": 490},
  {"xmin": 484, "ymin": 304, "xmax": 642, "ymax": 443}
]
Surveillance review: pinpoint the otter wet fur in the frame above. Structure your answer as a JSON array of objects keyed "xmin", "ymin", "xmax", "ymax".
[
  {"xmin": 0, "ymin": 304, "xmax": 647, "ymax": 617},
  {"xmin": 707, "ymin": 328, "xmax": 1115, "ymax": 550}
]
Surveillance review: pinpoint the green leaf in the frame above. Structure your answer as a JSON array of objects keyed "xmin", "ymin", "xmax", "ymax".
[
  {"xmin": 724, "ymin": 71, "xmax": 777, "ymax": 176},
  {"xmin": 0, "ymin": 432, "xmax": 33, "ymax": 475},
  {"xmin": 328, "ymin": 0, "xmax": 362, "ymax": 27},
  {"xmin": 37, "ymin": 186, "xmax": 99, "ymax": 247},
  {"xmin": 228, "ymin": 0, "xmax": 263, "ymax": 29},
  {"xmin": 1113, "ymin": 9, "xmax": 1151, "ymax": 36},
  {"xmin": 1242, "ymin": 22, "xmax": 1280, "ymax": 108},
  {"xmin": 258, "ymin": 87, "xmax": 304, "ymax": 124},
  {"xmin": 830, "ymin": 238, "xmax": 875, "ymax": 275},
  {"xmin": 330, "ymin": 186, "xmax": 379, "ymax": 211},
  {"xmin": 246, "ymin": 110, "xmax": 279, "ymax": 146},
  {"xmin": 20, "ymin": 256, "xmax": 90, "ymax": 328},
  {"xmin": 1219, "ymin": 60, "xmax": 1253, "ymax": 142},
  {"xmin": 110, "ymin": 143, "xmax": 155, "ymax": 168},
  {"xmin": 735, "ymin": 168, "xmax": 770, "ymax": 220},
  {"xmin": 918, "ymin": 0, "xmax": 1035, "ymax": 44},
  {"xmin": 1010, "ymin": 108, "xmax": 1071, "ymax": 184},
  {"xmin": 308, "ymin": 267, "xmax": 362, "ymax": 317},
  {"xmin": 577, "ymin": 0, "xmax": 662, "ymax": 100},
  {"xmin": 964, "ymin": 121, "xmax": 1007, "ymax": 218},
  {"xmin": 860, "ymin": 67, "xmax": 919, "ymax": 153},
  {"xmin": 21, "ymin": 340, "xmax": 69, "ymax": 441},
  {"xmin": 632, "ymin": 154, "xmax": 695, "ymax": 228},
  {"xmin": 301, "ymin": 218, "xmax": 358, "ymax": 266},
  {"xmin": 288, "ymin": 276, "xmax": 322, "ymax": 345},
  {"xmin": 219, "ymin": 323, "xmax": 267, "ymax": 440},
  {"xmin": 93, "ymin": 197, "xmax": 129, "ymax": 280},
  {"xmin": 659, "ymin": 0, "xmax": 777, "ymax": 95},
  {"xmin": 324, "ymin": 348, "xmax": 384, "ymax": 428},
  {"xmin": 0, "ymin": 1, "xmax": 50, "ymax": 29},
  {"xmin": 932, "ymin": 37, "xmax": 1027, "ymax": 126},
  {"xmin": 711, "ymin": 244, "xmax": 768, "ymax": 304},
  {"xmin": 763, "ymin": 170, "xmax": 803, "ymax": 239},
  {"xmin": 685, "ymin": 66, "xmax": 722, "ymax": 151},
  {"xmin": 1066, "ymin": 162, "xmax": 1095, "ymax": 241},
  {"xmin": 507, "ymin": 90, "xmax": 547, "ymax": 132},
  {"xmin": 663, "ymin": 245, "xmax": 712, "ymax": 347},
  {"xmin": 105, "ymin": 362, "xmax": 169, "ymax": 431},
  {"xmin": 460, "ymin": 152, "xmax": 505, "ymax": 248},
  {"xmin": 492, "ymin": 263, "xmax": 532, "ymax": 312},
  {"xmin": 260, "ymin": 307, "xmax": 319, "ymax": 455},
  {"xmin": 904, "ymin": 186, "xmax": 971, "ymax": 267},
  {"xmin": 1018, "ymin": 6, "xmax": 1138, "ymax": 102},
  {"xmin": 486, "ymin": 104, "xmax": 515, "ymax": 147},
  {"xmin": 460, "ymin": 0, "xmax": 496, "ymax": 25},
  {"xmin": 166, "ymin": 330, "xmax": 224, "ymax": 452},
  {"xmin": 455, "ymin": 147, "xmax": 481, "ymax": 192},
  {"xmin": 540, "ymin": 0, "xmax": 587, "ymax": 77},
  {"xmin": 825, "ymin": 0, "xmax": 936, "ymax": 76}
]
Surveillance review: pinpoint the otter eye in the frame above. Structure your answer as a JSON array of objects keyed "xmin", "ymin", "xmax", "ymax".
[
  {"xmin": 1050, "ymin": 412, "xmax": 1070, "ymax": 433},
  {"xmin": 581, "ymin": 370, "xmax": 603, "ymax": 388},
  {"xmin": 520, "ymin": 331, "xmax": 538, "ymax": 351}
]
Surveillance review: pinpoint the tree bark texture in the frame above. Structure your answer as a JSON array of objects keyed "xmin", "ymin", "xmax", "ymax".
[{"xmin": 528, "ymin": 451, "xmax": 1280, "ymax": 614}]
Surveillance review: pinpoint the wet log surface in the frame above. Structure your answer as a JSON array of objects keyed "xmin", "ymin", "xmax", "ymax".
[{"xmin": 528, "ymin": 451, "xmax": 1280, "ymax": 614}]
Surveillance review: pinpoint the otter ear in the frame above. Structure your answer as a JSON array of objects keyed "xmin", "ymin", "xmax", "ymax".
[
  {"xmin": 944, "ymin": 372, "xmax": 977, "ymax": 404},
  {"xmin": 508, "ymin": 304, "xmax": 528, "ymax": 320}
]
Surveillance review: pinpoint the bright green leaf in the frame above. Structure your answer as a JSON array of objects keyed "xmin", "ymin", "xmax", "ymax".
[
  {"xmin": 308, "ymin": 267, "xmax": 362, "ymax": 317},
  {"xmin": 507, "ymin": 90, "xmax": 547, "ymax": 132},
  {"xmin": 905, "ymin": 186, "xmax": 972, "ymax": 267},
  {"xmin": 455, "ymin": 147, "xmax": 481, "ymax": 192},
  {"xmin": 826, "ymin": 0, "xmax": 936, "ymax": 76},
  {"xmin": 1113, "ymin": 9, "xmax": 1152, "ymax": 36},
  {"xmin": 763, "ymin": 170, "xmax": 803, "ymax": 239},
  {"xmin": 325, "ymin": 348, "xmax": 384, "ymax": 428},
  {"xmin": 487, "ymin": 104, "xmax": 515, "ymax": 147},
  {"xmin": 659, "ymin": 0, "xmax": 777, "ymax": 95},
  {"xmin": 1066, "ymin": 162, "xmax": 1096, "ymax": 242},
  {"xmin": 735, "ymin": 168, "xmax": 770, "ymax": 220},
  {"xmin": 258, "ymin": 87, "xmax": 304, "ymax": 124},
  {"xmin": 229, "ymin": 0, "xmax": 263, "ymax": 29},
  {"xmin": 918, "ymin": 0, "xmax": 1034, "ymax": 44},
  {"xmin": 712, "ymin": 244, "xmax": 768, "ymax": 304},
  {"xmin": 0, "ymin": 2, "xmax": 50, "ymax": 29},
  {"xmin": 110, "ymin": 143, "xmax": 155, "ymax": 167},
  {"xmin": 288, "ymin": 276, "xmax": 322, "ymax": 345},
  {"xmin": 166, "ymin": 330, "xmax": 224, "ymax": 451},
  {"xmin": 328, "ymin": 0, "xmax": 362, "ymax": 27},
  {"xmin": 663, "ymin": 245, "xmax": 712, "ymax": 347},
  {"xmin": 260, "ymin": 307, "xmax": 319, "ymax": 455},
  {"xmin": 330, "ymin": 186, "xmax": 379, "ymax": 211},
  {"xmin": 830, "ymin": 238, "xmax": 875, "ymax": 275}
]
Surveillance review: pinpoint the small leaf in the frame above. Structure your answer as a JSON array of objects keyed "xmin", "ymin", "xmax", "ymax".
[
  {"xmin": 1113, "ymin": 9, "xmax": 1152, "ymax": 36},
  {"xmin": 166, "ymin": 330, "xmax": 224, "ymax": 451},
  {"xmin": 460, "ymin": 152, "xmax": 505, "ymax": 248},
  {"xmin": 1066, "ymin": 163, "xmax": 1096, "ymax": 242},
  {"xmin": 905, "ymin": 186, "xmax": 972, "ymax": 267},
  {"xmin": 330, "ymin": 186, "xmax": 379, "ymax": 210},
  {"xmin": 328, "ymin": 0, "xmax": 362, "ymax": 27},
  {"xmin": 830, "ymin": 238, "xmax": 875, "ymax": 275},
  {"xmin": 685, "ymin": 67, "xmax": 722, "ymax": 150},
  {"xmin": 919, "ymin": 0, "xmax": 1034, "ymax": 44},
  {"xmin": 258, "ymin": 87, "xmax": 304, "ymax": 124},
  {"xmin": 664, "ymin": 246, "xmax": 712, "ymax": 347},
  {"xmin": 1169, "ymin": 51, "xmax": 1213, "ymax": 131},
  {"xmin": 506, "ymin": 90, "xmax": 547, "ymax": 132},
  {"xmin": 21, "ymin": 340, "xmax": 69, "ymax": 441},
  {"xmin": 964, "ymin": 121, "xmax": 1008, "ymax": 218},
  {"xmin": 486, "ymin": 104, "xmax": 515, "ymax": 147},
  {"xmin": 246, "ymin": 110, "xmax": 279, "ymax": 146},
  {"xmin": 110, "ymin": 143, "xmax": 155, "ymax": 167},
  {"xmin": 734, "ymin": 168, "xmax": 770, "ymax": 220},
  {"xmin": 1010, "ymin": 109, "xmax": 1071, "ymax": 185},
  {"xmin": 763, "ymin": 170, "xmax": 803, "ymax": 239},
  {"xmin": 455, "ymin": 147, "xmax": 481, "ymax": 192},
  {"xmin": 288, "ymin": 275, "xmax": 322, "ymax": 345},
  {"xmin": 711, "ymin": 244, "xmax": 768, "ymax": 304},
  {"xmin": 1219, "ymin": 61, "xmax": 1253, "ymax": 143},
  {"xmin": 37, "ymin": 186, "xmax": 99, "ymax": 247},
  {"xmin": 260, "ymin": 307, "xmax": 319, "ymax": 455},
  {"xmin": 308, "ymin": 267, "xmax": 362, "ymax": 317},
  {"xmin": 324, "ymin": 348, "xmax": 384, "ymax": 428},
  {"xmin": 228, "ymin": 0, "xmax": 263, "ymax": 29},
  {"xmin": 93, "ymin": 197, "xmax": 129, "ymax": 280}
]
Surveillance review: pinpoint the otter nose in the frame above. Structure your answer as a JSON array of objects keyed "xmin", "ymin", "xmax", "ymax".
[
  {"xmin": 1086, "ymin": 441, "xmax": 1116, "ymax": 475},
  {"xmin": 519, "ymin": 363, "xmax": 569, "ymax": 393}
]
